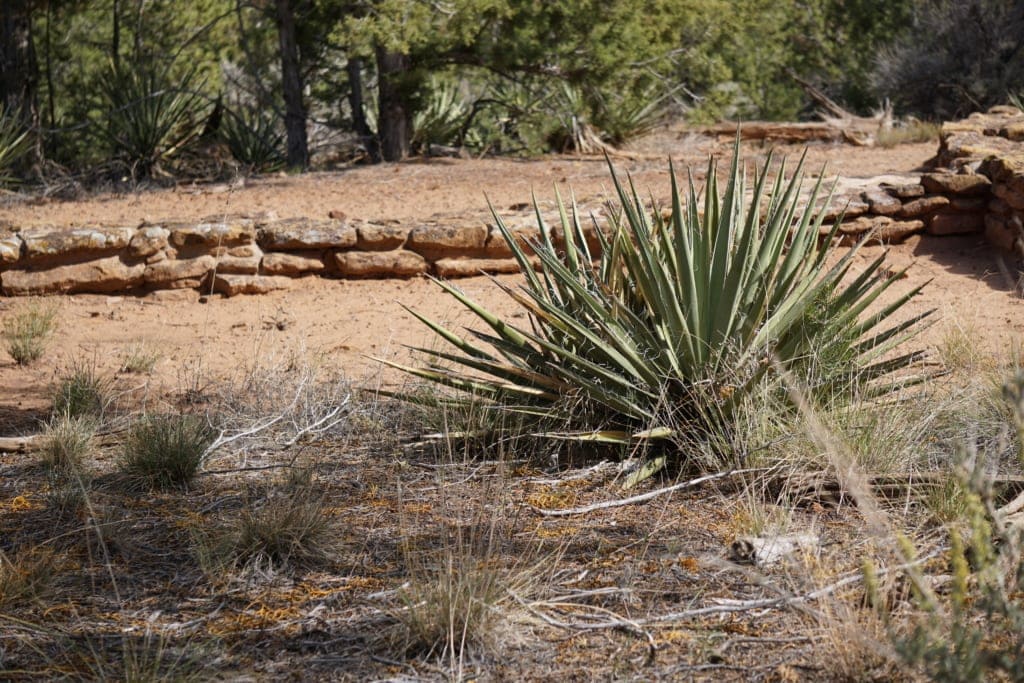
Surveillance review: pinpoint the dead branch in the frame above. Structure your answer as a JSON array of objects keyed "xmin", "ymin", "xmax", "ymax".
[{"xmin": 531, "ymin": 468, "xmax": 766, "ymax": 516}]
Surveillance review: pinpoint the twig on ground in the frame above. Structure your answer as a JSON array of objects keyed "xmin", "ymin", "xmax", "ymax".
[{"xmin": 531, "ymin": 468, "xmax": 765, "ymax": 516}]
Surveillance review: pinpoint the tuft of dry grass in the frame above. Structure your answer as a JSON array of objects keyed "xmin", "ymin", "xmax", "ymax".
[
  {"xmin": 119, "ymin": 413, "xmax": 215, "ymax": 490},
  {"xmin": 876, "ymin": 120, "xmax": 941, "ymax": 148},
  {"xmin": 52, "ymin": 360, "xmax": 112, "ymax": 420},
  {"xmin": 2, "ymin": 301, "xmax": 59, "ymax": 365},
  {"xmin": 118, "ymin": 341, "xmax": 162, "ymax": 374},
  {"xmin": 40, "ymin": 414, "xmax": 95, "ymax": 474},
  {"xmin": 0, "ymin": 547, "xmax": 57, "ymax": 608},
  {"xmin": 194, "ymin": 487, "xmax": 337, "ymax": 574}
]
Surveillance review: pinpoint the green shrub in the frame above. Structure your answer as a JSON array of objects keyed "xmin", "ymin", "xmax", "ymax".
[
  {"xmin": 388, "ymin": 142, "xmax": 931, "ymax": 472},
  {"xmin": 2, "ymin": 302, "xmax": 59, "ymax": 365},
  {"xmin": 120, "ymin": 414, "xmax": 214, "ymax": 490}
]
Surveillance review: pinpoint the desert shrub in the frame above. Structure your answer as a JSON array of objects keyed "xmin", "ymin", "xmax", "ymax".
[
  {"xmin": 874, "ymin": 0, "xmax": 1024, "ymax": 119},
  {"xmin": 95, "ymin": 60, "xmax": 206, "ymax": 178},
  {"xmin": 120, "ymin": 413, "xmax": 214, "ymax": 490},
  {"xmin": 219, "ymin": 106, "xmax": 284, "ymax": 173},
  {"xmin": 391, "ymin": 142, "xmax": 931, "ymax": 473},
  {"xmin": 52, "ymin": 362, "xmax": 111, "ymax": 420},
  {"xmin": 875, "ymin": 120, "xmax": 941, "ymax": 148},
  {"xmin": 2, "ymin": 302, "xmax": 59, "ymax": 365}
]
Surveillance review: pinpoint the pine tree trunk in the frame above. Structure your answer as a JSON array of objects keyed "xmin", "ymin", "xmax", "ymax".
[
  {"xmin": 274, "ymin": 0, "xmax": 308, "ymax": 169},
  {"xmin": 0, "ymin": 0, "xmax": 38, "ymax": 128},
  {"xmin": 346, "ymin": 56, "xmax": 379, "ymax": 162},
  {"xmin": 376, "ymin": 46, "xmax": 411, "ymax": 162}
]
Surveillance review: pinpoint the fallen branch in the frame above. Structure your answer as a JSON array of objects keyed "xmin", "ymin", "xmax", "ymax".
[{"xmin": 532, "ymin": 468, "xmax": 765, "ymax": 516}]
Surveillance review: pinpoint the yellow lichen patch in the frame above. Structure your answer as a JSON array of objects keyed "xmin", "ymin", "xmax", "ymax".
[
  {"xmin": 4, "ymin": 495, "xmax": 40, "ymax": 512},
  {"xmin": 655, "ymin": 629, "xmax": 691, "ymax": 645},
  {"xmin": 526, "ymin": 486, "xmax": 577, "ymax": 509}
]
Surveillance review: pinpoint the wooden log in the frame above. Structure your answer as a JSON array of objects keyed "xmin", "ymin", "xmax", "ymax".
[{"xmin": 0, "ymin": 435, "xmax": 43, "ymax": 453}]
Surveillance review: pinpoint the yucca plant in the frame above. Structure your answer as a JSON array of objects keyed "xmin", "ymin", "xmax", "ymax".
[
  {"xmin": 0, "ymin": 106, "xmax": 32, "ymax": 186},
  {"xmin": 384, "ymin": 142, "xmax": 932, "ymax": 470},
  {"xmin": 96, "ymin": 61, "xmax": 205, "ymax": 178},
  {"xmin": 220, "ymin": 106, "xmax": 285, "ymax": 173},
  {"xmin": 411, "ymin": 75, "xmax": 472, "ymax": 152}
]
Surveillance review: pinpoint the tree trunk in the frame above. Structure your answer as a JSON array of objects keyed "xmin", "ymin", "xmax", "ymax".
[
  {"xmin": 274, "ymin": 0, "xmax": 308, "ymax": 169},
  {"xmin": 375, "ymin": 46, "xmax": 412, "ymax": 162},
  {"xmin": 0, "ymin": 0, "xmax": 38, "ymax": 128},
  {"xmin": 346, "ymin": 56, "xmax": 379, "ymax": 162}
]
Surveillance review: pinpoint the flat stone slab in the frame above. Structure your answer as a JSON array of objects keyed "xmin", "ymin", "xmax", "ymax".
[{"xmin": 258, "ymin": 219, "xmax": 356, "ymax": 250}]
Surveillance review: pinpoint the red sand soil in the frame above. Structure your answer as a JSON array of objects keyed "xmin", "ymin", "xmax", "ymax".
[{"xmin": 1, "ymin": 134, "xmax": 1021, "ymax": 429}]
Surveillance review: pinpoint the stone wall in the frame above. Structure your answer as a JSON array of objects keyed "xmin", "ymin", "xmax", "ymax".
[{"xmin": 2, "ymin": 106, "xmax": 1023, "ymax": 297}]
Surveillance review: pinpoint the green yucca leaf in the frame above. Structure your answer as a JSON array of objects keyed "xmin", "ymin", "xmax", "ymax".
[{"xmin": 392, "ymin": 139, "xmax": 934, "ymax": 468}]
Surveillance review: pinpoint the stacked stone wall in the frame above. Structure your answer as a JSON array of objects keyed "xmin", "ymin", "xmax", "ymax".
[{"xmin": 2, "ymin": 106, "xmax": 1023, "ymax": 296}]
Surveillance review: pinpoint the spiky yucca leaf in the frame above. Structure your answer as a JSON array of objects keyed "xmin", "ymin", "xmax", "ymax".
[{"xmin": 386, "ymin": 142, "xmax": 932, "ymax": 460}]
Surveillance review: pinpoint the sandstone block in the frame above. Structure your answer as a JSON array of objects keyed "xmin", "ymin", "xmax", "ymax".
[
  {"xmin": 211, "ymin": 274, "xmax": 293, "ymax": 297},
  {"xmin": 261, "ymin": 251, "xmax": 325, "ymax": 275},
  {"xmin": 0, "ymin": 233, "xmax": 21, "ymax": 263},
  {"xmin": 899, "ymin": 195, "xmax": 950, "ymax": 218},
  {"xmin": 258, "ymin": 218, "xmax": 356, "ymax": 250},
  {"xmin": 356, "ymin": 222, "xmax": 409, "ymax": 250},
  {"xmin": 128, "ymin": 226, "xmax": 169, "ymax": 258},
  {"xmin": 434, "ymin": 257, "xmax": 524, "ymax": 278},
  {"xmin": 879, "ymin": 182, "xmax": 925, "ymax": 199},
  {"xmin": 990, "ymin": 197, "xmax": 1012, "ymax": 215},
  {"xmin": 482, "ymin": 224, "xmax": 541, "ymax": 258},
  {"xmin": 837, "ymin": 216, "xmax": 924, "ymax": 245},
  {"xmin": 407, "ymin": 224, "xmax": 487, "ymax": 256},
  {"xmin": 815, "ymin": 197, "xmax": 869, "ymax": 223},
  {"xmin": 992, "ymin": 183, "xmax": 1024, "ymax": 211},
  {"xmin": 22, "ymin": 226, "xmax": 134, "ymax": 262},
  {"xmin": 1, "ymin": 255, "xmax": 145, "ymax": 295},
  {"xmin": 144, "ymin": 255, "xmax": 216, "ymax": 289},
  {"xmin": 920, "ymin": 173, "xmax": 991, "ymax": 196},
  {"xmin": 334, "ymin": 250, "xmax": 428, "ymax": 278},
  {"xmin": 948, "ymin": 196, "xmax": 988, "ymax": 212},
  {"xmin": 1001, "ymin": 122, "xmax": 1024, "ymax": 142},
  {"xmin": 861, "ymin": 189, "xmax": 902, "ymax": 215},
  {"xmin": 984, "ymin": 214, "xmax": 1018, "ymax": 251},
  {"xmin": 169, "ymin": 220, "xmax": 255, "ymax": 247},
  {"xmin": 927, "ymin": 212, "xmax": 984, "ymax": 235},
  {"xmin": 215, "ymin": 248, "xmax": 262, "ymax": 275}
]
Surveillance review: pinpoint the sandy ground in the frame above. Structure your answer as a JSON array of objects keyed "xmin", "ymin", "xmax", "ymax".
[{"xmin": 1, "ymin": 134, "xmax": 1021, "ymax": 434}]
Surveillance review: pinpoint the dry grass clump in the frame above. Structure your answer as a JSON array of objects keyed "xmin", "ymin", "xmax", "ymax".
[
  {"xmin": 2, "ymin": 301, "xmax": 59, "ymax": 365},
  {"xmin": 40, "ymin": 414, "xmax": 95, "ymax": 474},
  {"xmin": 118, "ymin": 341, "xmax": 162, "ymax": 374},
  {"xmin": 876, "ymin": 120, "xmax": 941, "ymax": 148},
  {"xmin": 194, "ymin": 487, "xmax": 337, "ymax": 573},
  {"xmin": 119, "ymin": 413, "xmax": 215, "ymax": 490},
  {"xmin": 52, "ymin": 361, "xmax": 111, "ymax": 420},
  {"xmin": 0, "ymin": 547, "xmax": 57, "ymax": 607}
]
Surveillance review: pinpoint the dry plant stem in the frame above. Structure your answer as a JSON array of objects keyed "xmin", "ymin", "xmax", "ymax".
[
  {"xmin": 518, "ymin": 548, "xmax": 944, "ymax": 633},
  {"xmin": 532, "ymin": 468, "xmax": 766, "ymax": 516}
]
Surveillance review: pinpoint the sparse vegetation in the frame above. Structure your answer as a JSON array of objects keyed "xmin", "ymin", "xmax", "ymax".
[
  {"xmin": 2, "ymin": 302, "xmax": 59, "ymax": 365},
  {"xmin": 119, "ymin": 413, "xmax": 215, "ymax": 490},
  {"xmin": 0, "ymin": 547, "xmax": 56, "ymax": 608}
]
